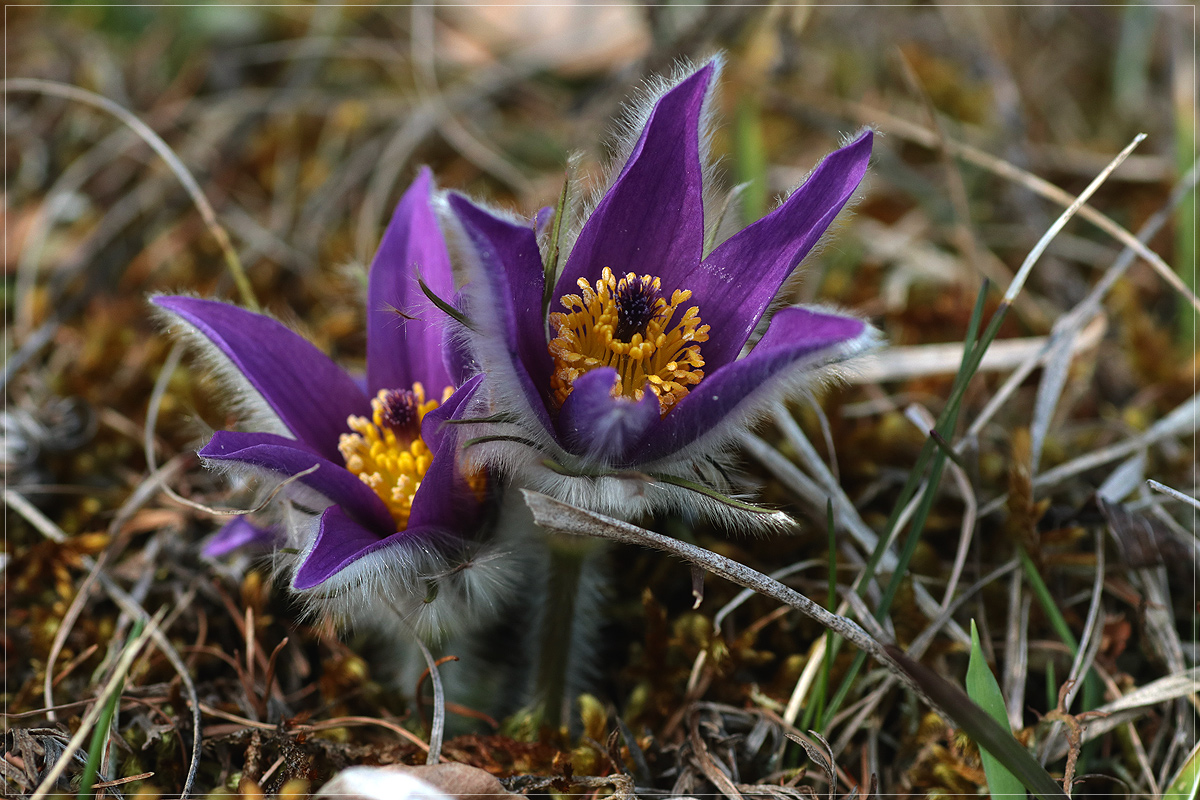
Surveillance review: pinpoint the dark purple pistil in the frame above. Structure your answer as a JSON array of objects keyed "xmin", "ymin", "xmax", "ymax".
[
  {"xmin": 379, "ymin": 389, "xmax": 420, "ymax": 437},
  {"xmin": 614, "ymin": 276, "xmax": 661, "ymax": 341}
]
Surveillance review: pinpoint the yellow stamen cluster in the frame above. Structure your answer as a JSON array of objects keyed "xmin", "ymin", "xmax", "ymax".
[
  {"xmin": 548, "ymin": 267, "xmax": 709, "ymax": 416},
  {"xmin": 338, "ymin": 384, "xmax": 451, "ymax": 529}
]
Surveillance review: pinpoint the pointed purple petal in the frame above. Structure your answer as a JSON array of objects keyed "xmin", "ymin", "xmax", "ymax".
[
  {"xmin": 367, "ymin": 168, "xmax": 455, "ymax": 395},
  {"xmin": 689, "ymin": 130, "xmax": 873, "ymax": 370},
  {"xmin": 448, "ymin": 195, "xmax": 556, "ymax": 434},
  {"xmin": 153, "ymin": 296, "xmax": 367, "ymax": 461},
  {"xmin": 199, "ymin": 430, "xmax": 394, "ymax": 534},
  {"xmin": 202, "ymin": 518, "xmax": 278, "ymax": 558},
  {"xmin": 554, "ymin": 65, "xmax": 713, "ymax": 299},
  {"xmin": 294, "ymin": 506, "xmax": 382, "ymax": 589},
  {"xmin": 556, "ymin": 368, "xmax": 660, "ymax": 466},
  {"xmin": 408, "ymin": 376, "xmax": 487, "ymax": 531},
  {"xmin": 420, "ymin": 374, "xmax": 484, "ymax": 455},
  {"xmin": 294, "ymin": 506, "xmax": 383, "ymax": 589},
  {"xmin": 638, "ymin": 308, "xmax": 869, "ymax": 462},
  {"xmin": 294, "ymin": 508, "xmax": 456, "ymax": 590}
]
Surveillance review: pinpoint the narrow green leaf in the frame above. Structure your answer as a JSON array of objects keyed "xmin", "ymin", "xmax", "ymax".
[
  {"xmin": 826, "ymin": 281, "xmax": 994, "ymax": 722},
  {"xmin": 78, "ymin": 618, "xmax": 145, "ymax": 799},
  {"xmin": 1045, "ymin": 658, "xmax": 1057, "ymax": 713},
  {"xmin": 542, "ymin": 168, "xmax": 573, "ymax": 315},
  {"xmin": 819, "ymin": 499, "xmax": 837, "ymax": 729},
  {"xmin": 886, "ymin": 644, "xmax": 1068, "ymax": 800},
  {"xmin": 799, "ymin": 499, "xmax": 836, "ymax": 733},
  {"xmin": 967, "ymin": 621, "xmax": 1027, "ymax": 799},
  {"xmin": 439, "ymin": 412, "xmax": 520, "ymax": 425},
  {"xmin": 462, "ymin": 434, "xmax": 541, "ymax": 451},
  {"xmin": 418, "ymin": 276, "xmax": 473, "ymax": 330},
  {"xmin": 1019, "ymin": 546, "xmax": 1102, "ymax": 716},
  {"xmin": 1165, "ymin": 739, "xmax": 1200, "ymax": 800},
  {"xmin": 1170, "ymin": 13, "xmax": 1196, "ymax": 346}
]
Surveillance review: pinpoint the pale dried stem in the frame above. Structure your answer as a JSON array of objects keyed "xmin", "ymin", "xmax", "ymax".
[
  {"xmin": 1147, "ymin": 479, "xmax": 1200, "ymax": 511},
  {"xmin": 410, "ymin": 6, "xmax": 533, "ymax": 197}
]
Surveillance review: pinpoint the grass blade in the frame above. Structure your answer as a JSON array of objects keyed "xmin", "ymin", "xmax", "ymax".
[
  {"xmin": 886, "ymin": 644, "xmax": 1068, "ymax": 800},
  {"xmin": 78, "ymin": 618, "xmax": 145, "ymax": 799},
  {"xmin": 1165, "ymin": 739, "xmax": 1200, "ymax": 800},
  {"xmin": 824, "ymin": 280, "xmax": 995, "ymax": 721},
  {"xmin": 967, "ymin": 620, "xmax": 1028, "ymax": 799}
]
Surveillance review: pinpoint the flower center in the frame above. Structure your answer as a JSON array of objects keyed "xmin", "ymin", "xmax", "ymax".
[
  {"xmin": 548, "ymin": 267, "xmax": 709, "ymax": 416},
  {"xmin": 339, "ymin": 384, "xmax": 451, "ymax": 529}
]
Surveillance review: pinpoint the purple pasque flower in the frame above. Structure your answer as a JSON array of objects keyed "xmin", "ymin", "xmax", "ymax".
[
  {"xmin": 445, "ymin": 61, "xmax": 878, "ymax": 524},
  {"xmin": 154, "ymin": 170, "xmax": 506, "ymax": 637}
]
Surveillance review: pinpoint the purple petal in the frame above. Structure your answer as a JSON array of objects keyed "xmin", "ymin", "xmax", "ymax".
[
  {"xmin": 638, "ymin": 308, "xmax": 869, "ymax": 462},
  {"xmin": 687, "ymin": 131, "xmax": 873, "ymax": 370},
  {"xmin": 420, "ymin": 374, "xmax": 484, "ymax": 455},
  {"xmin": 199, "ymin": 430, "xmax": 394, "ymax": 534},
  {"xmin": 448, "ymin": 195, "xmax": 556, "ymax": 434},
  {"xmin": 294, "ymin": 506, "xmax": 405, "ymax": 589},
  {"xmin": 202, "ymin": 518, "xmax": 278, "ymax": 558},
  {"xmin": 408, "ymin": 377, "xmax": 487, "ymax": 531},
  {"xmin": 556, "ymin": 368, "xmax": 660, "ymax": 466},
  {"xmin": 293, "ymin": 507, "xmax": 459, "ymax": 590},
  {"xmin": 554, "ymin": 64, "xmax": 713, "ymax": 300},
  {"xmin": 153, "ymin": 296, "xmax": 367, "ymax": 462},
  {"xmin": 367, "ymin": 168, "xmax": 455, "ymax": 395}
]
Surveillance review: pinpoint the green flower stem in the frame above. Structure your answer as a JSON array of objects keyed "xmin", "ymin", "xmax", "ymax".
[{"xmin": 535, "ymin": 533, "xmax": 599, "ymax": 730}]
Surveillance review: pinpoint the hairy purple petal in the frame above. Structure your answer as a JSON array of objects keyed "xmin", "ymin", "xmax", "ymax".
[
  {"xmin": 557, "ymin": 368, "xmax": 660, "ymax": 466},
  {"xmin": 202, "ymin": 518, "xmax": 278, "ymax": 558},
  {"xmin": 294, "ymin": 506, "xmax": 446, "ymax": 590},
  {"xmin": 294, "ymin": 506, "xmax": 384, "ymax": 589},
  {"xmin": 449, "ymin": 195, "xmax": 556, "ymax": 434},
  {"xmin": 638, "ymin": 308, "xmax": 868, "ymax": 462},
  {"xmin": 554, "ymin": 65, "xmax": 713, "ymax": 299},
  {"xmin": 367, "ymin": 168, "xmax": 455, "ymax": 395},
  {"xmin": 688, "ymin": 130, "xmax": 873, "ymax": 370},
  {"xmin": 419, "ymin": 374, "xmax": 484, "ymax": 454},
  {"xmin": 153, "ymin": 296, "xmax": 367, "ymax": 462},
  {"xmin": 409, "ymin": 376, "xmax": 486, "ymax": 530},
  {"xmin": 199, "ymin": 430, "xmax": 394, "ymax": 534}
]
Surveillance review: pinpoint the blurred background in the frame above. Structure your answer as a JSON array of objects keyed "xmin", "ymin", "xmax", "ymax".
[{"xmin": 4, "ymin": 4, "xmax": 1196, "ymax": 797}]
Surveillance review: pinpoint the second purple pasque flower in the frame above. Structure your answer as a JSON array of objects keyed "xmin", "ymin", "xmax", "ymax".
[
  {"xmin": 155, "ymin": 170, "xmax": 507, "ymax": 637},
  {"xmin": 446, "ymin": 61, "xmax": 879, "ymax": 523}
]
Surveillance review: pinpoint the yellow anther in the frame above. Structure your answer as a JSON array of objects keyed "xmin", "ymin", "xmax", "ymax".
[{"xmin": 548, "ymin": 267, "xmax": 709, "ymax": 416}]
